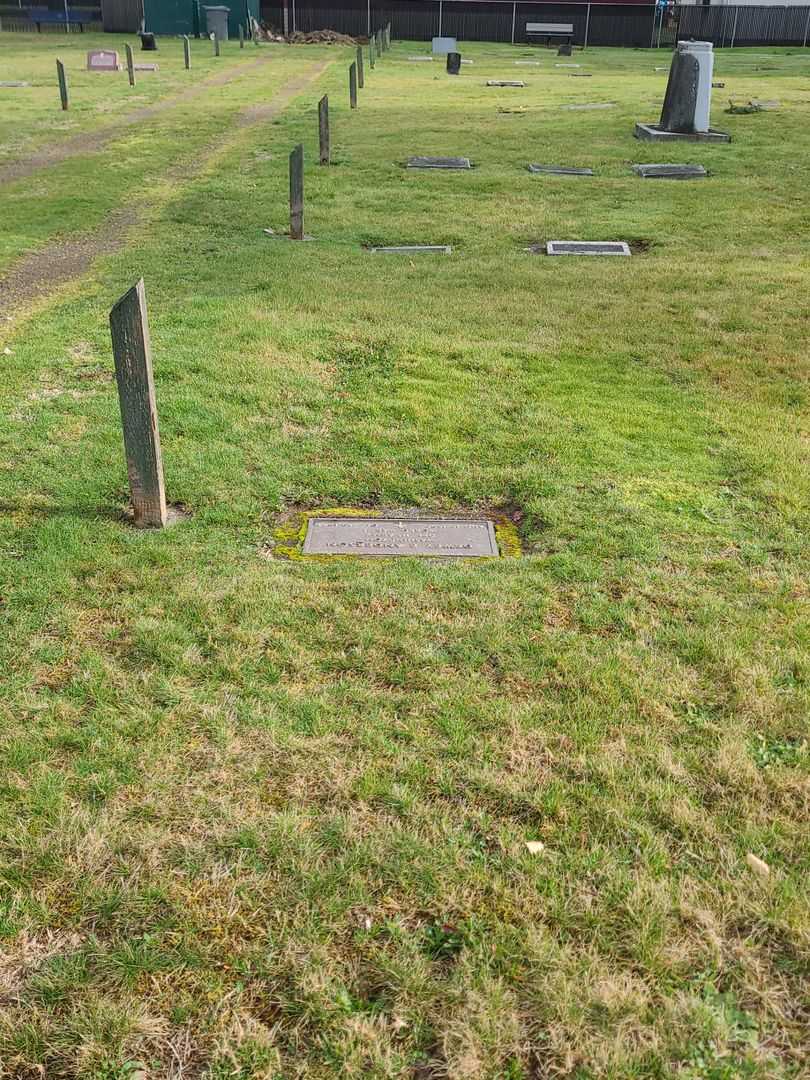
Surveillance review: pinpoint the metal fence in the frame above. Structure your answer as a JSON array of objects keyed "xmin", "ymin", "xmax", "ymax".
[
  {"xmin": 260, "ymin": 0, "xmax": 810, "ymax": 47},
  {"xmin": 0, "ymin": 3, "xmax": 102, "ymax": 31}
]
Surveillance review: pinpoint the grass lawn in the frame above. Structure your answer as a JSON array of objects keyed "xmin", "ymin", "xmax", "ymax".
[{"xmin": 0, "ymin": 32, "xmax": 809, "ymax": 1079}]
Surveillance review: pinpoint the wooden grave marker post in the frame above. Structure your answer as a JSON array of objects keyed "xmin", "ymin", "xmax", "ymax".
[
  {"xmin": 289, "ymin": 143, "xmax": 304, "ymax": 240},
  {"xmin": 56, "ymin": 58, "xmax": 68, "ymax": 110},
  {"xmin": 213, "ymin": 33, "xmax": 220, "ymax": 57},
  {"xmin": 109, "ymin": 279, "xmax": 167, "ymax": 528},
  {"xmin": 356, "ymin": 45, "xmax": 364, "ymax": 88},
  {"xmin": 125, "ymin": 42, "xmax": 135, "ymax": 86},
  {"xmin": 318, "ymin": 95, "xmax": 330, "ymax": 165},
  {"xmin": 183, "ymin": 35, "xmax": 191, "ymax": 69},
  {"xmin": 369, "ymin": 38, "xmax": 375, "ymax": 69},
  {"xmin": 239, "ymin": 23, "xmax": 244, "ymax": 47},
  {"xmin": 349, "ymin": 61, "xmax": 357, "ymax": 108}
]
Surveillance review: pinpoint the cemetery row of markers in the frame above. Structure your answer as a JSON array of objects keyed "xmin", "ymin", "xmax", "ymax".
[
  {"xmin": 54, "ymin": 26, "xmax": 250, "ymax": 109},
  {"xmin": 105, "ymin": 34, "xmax": 729, "ymax": 542}
]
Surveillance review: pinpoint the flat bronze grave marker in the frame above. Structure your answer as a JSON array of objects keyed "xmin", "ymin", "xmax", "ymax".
[
  {"xmin": 407, "ymin": 156, "xmax": 471, "ymax": 169},
  {"xmin": 487, "ymin": 80, "xmax": 525, "ymax": 87},
  {"xmin": 528, "ymin": 164, "xmax": 593, "ymax": 175},
  {"xmin": 303, "ymin": 517, "xmax": 499, "ymax": 557},
  {"xmin": 547, "ymin": 240, "xmax": 631, "ymax": 256}
]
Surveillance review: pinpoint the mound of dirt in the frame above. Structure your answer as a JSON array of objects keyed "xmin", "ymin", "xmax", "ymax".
[{"xmin": 252, "ymin": 21, "xmax": 359, "ymax": 45}]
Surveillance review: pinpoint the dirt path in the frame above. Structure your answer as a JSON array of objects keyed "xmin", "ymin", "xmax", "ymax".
[
  {"xmin": 0, "ymin": 53, "xmax": 276, "ymax": 187},
  {"xmin": 0, "ymin": 60, "xmax": 330, "ymax": 325}
]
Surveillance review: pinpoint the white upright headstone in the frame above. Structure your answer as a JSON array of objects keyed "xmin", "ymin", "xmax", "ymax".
[{"xmin": 682, "ymin": 40, "xmax": 714, "ymax": 133}]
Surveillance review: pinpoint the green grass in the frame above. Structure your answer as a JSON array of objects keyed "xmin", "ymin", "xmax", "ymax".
[{"xmin": 1, "ymin": 33, "xmax": 809, "ymax": 1079}]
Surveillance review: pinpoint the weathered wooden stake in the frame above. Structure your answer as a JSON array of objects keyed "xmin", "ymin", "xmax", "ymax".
[
  {"xmin": 56, "ymin": 58, "xmax": 68, "ymax": 110},
  {"xmin": 125, "ymin": 42, "xmax": 135, "ymax": 86},
  {"xmin": 385, "ymin": 22, "xmax": 391, "ymax": 48},
  {"xmin": 183, "ymin": 35, "xmax": 191, "ymax": 69},
  {"xmin": 349, "ymin": 61, "xmax": 357, "ymax": 108},
  {"xmin": 239, "ymin": 23, "xmax": 244, "ymax": 47},
  {"xmin": 289, "ymin": 143, "xmax": 304, "ymax": 240},
  {"xmin": 109, "ymin": 279, "xmax": 167, "ymax": 528},
  {"xmin": 369, "ymin": 39, "xmax": 375, "ymax": 69},
  {"xmin": 213, "ymin": 33, "xmax": 220, "ymax": 57},
  {"xmin": 377, "ymin": 28, "xmax": 384, "ymax": 53},
  {"xmin": 356, "ymin": 45, "xmax": 364, "ymax": 88},
  {"xmin": 318, "ymin": 95, "xmax": 330, "ymax": 165}
]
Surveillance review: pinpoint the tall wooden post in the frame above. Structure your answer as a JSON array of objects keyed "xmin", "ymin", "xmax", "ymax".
[
  {"xmin": 385, "ymin": 22, "xmax": 391, "ymax": 48},
  {"xmin": 349, "ymin": 61, "xmax": 357, "ymax": 108},
  {"xmin": 239, "ymin": 23, "xmax": 244, "ymax": 47},
  {"xmin": 356, "ymin": 45, "xmax": 364, "ymax": 88},
  {"xmin": 213, "ymin": 33, "xmax": 220, "ymax": 56},
  {"xmin": 56, "ymin": 58, "xmax": 68, "ymax": 110},
  {"xmin": 109, "ymin": 279, "xmax": 167, "ymax": 528},
  {"xmin": 318, "ymin": 95, "xmax": 330, "ymax": 165},
  {"xmin": 369, "ymin": 38, "xmax": 375, "ymax": 69},
  {"xmin": 183, "ymin": 35, "xmax": 191, "ymax": 69},
  {"xmin": 125, "ymin": 42, "xmax": 135, "ymax": 86},
  {"xmin": 289, "ymin": 144, "xmax": 304, "ymax": 240}
]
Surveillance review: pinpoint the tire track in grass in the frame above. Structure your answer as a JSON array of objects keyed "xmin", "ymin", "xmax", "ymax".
[
  {"xmin": 0, "ymin": 60, "xmax": 330, "ymax": 328},
  {"xmin": 0, "ymin": 52, "xmax": 276, "ymax": 187}
]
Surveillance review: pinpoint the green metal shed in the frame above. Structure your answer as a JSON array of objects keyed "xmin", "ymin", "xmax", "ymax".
[{"xmin": 103, "ymin": 0, "xmax": 259, "ymax": 38}]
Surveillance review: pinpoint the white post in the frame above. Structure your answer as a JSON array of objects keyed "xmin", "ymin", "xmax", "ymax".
[
  {"xmin": 804, "ymin": 6, "xmax": 810, "ymax": 47},
  {"xmin": 438, "ymin": 0, "xmax": 442, "ymax": 37},
  {"xmin": 730, "ymin": 6, "xmax": 738, "ymax": 48},
  {"xmin": 584, "ymin": 2, "xmax": 591, "ymax": 49},
  {"xmin": 367, "ymin": 0, "xmax": 370, "ymax": 36},
  {"xmin": 511, "ymin": 1, "xmax": 516, "ymax": 45},
  {"xmin": 291, "ymin": 0, "xmax": 296, "ymax": 33}
]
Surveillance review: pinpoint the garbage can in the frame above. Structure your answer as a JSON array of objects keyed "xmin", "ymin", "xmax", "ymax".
[
  {"xmin": 204, "ymin": 6, "xmax": 230, "ymax": 41},
  {"xmin": 446, "ymin": 52, "xmax": 461, "ymax": 75}
]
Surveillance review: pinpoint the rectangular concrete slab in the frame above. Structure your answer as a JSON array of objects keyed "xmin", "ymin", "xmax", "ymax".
[
  {"xmin": 303, "ymin": 517, "xmax": 499, "ymax": 557},
  {"xmin": 632, "ymin": 163, "xmax": 707, "ymax": 179},
  {"xmin": 547, "ymin": 241, "xmax": 631, "ymax": 256},
  {"xmin": 0, "ymin": 81, "xmax": 30, "ymax": 87},
  {"xmin": 487, "ymin": 80, "xmax": 525, "ymax": 87},
  {"xmin": 407, "ymin": 156, "xmax": 471, "ymax": 169},
  {"xmin": 369, "ymin": 245, "xmax": 451, "ymax": 254},
  {"xmin": 635, "ymin": 122, "xmax": 731, "ymax": 143},
  {"xmin": 408, "ymin": 56, "xmax": 433, "ymax": 61},
  {"xmin": 564, "ymin": 102, "xmax": 615, "ymax": 110},
  {"xmin": 528, "ymin": 164, "xmax": 593, "ymax": 175}
]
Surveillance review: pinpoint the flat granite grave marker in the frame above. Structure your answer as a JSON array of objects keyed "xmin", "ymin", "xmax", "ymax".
[
  {"xmin": 563, "ymin": 102, "xmax": 614, "ymax": 110},
  {"xmin": 407, "ymin": 156, "xmax": 471, "ymax": 169},
  {"xmin": 636, "ymin": 40, "xmax": 730, "ymax": 142},
  {"xmin": 487, "ymin": 80, "xmax": 525, "ymax": 87},
  {"xmin": 555, "ymin": 63, "xmax": 580, "ymax": 67},
  {"xmin": 133, "ymin": 63, "xmax": 159, "ymax": 71},
  {"xmin": 546, "ymin": 240, "xmax": 631, "ymax": 256},
  {"xmin": 515, "ymin": 60, "xmax": 541, "ymax": 66},
  {"xmin": 0, "ymin": 81, "xmax": 30, "ymax": 88},
  {"xmin": 632, "ymin": 163, "xmax": 707, "ymax": 179},
  {"xmin": 528, "ymin": 164, "xmax": 593, "ymax": 175},
  {"xmin": 303, "ymin": 517, "xmax": 499, "ymax": 557},
  {"xmin": 369, "ymin": 245, "xmax": 452, "ymax": 254},
  {"xmin": 87, "ymin": 49, "xmax": 120, "ymax": 72},
  {"xmin": 408, "ymin": 56, "xmax": 433, "ymax": 61}
]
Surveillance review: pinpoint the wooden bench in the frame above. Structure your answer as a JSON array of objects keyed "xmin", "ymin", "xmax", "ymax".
[
  {"xmin": 27, "ymin": 7, "xmax": 93, "ymax": 32},
  {"xmin": 526, "ymin": 22, "xmax": 574, "ymax": 47}
]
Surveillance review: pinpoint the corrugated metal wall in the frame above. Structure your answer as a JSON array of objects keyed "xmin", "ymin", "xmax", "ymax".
[
  {"xmin": 258, "ymin": 0, "xmax": 810, "ymax": 46},
  {"xmin": 102, "ymin": 0, "xmax": 143, "ymax": 31}
]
